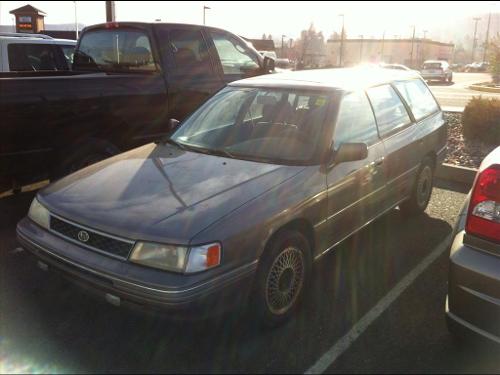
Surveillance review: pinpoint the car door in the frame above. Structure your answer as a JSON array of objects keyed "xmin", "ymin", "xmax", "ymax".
[
  {"xmin": 326, "ymin": 91, "xmax": 386, "ymax": 248},
  {"xmin": 155, "ymin": 25, "xmax": 225, "ymax": 121},
  {"xmin": 366, "ymin": 84, "xmax": 419, "ymax": 209},
  {"xmin": 207, "ymin": 30, "xmax": 263, "ymax": 83}
]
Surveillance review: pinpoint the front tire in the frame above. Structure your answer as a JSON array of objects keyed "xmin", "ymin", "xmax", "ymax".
[
  {"xmin": 400, "ymin": 157, "xmax": 434, "ymax": 215},
  {"xmin": 253, "ymin": 230, "xmax": 311, "ymax": 327}
]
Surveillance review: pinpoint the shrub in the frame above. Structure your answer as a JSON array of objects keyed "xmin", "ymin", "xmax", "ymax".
[{"xmin": 462, "ymin": 97, "xmax": 500, "ymax": 145}]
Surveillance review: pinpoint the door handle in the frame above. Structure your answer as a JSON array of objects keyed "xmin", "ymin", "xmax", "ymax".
[{"xmin": 374, "ymin": 157, "xmax": 384, "ymax": 166}]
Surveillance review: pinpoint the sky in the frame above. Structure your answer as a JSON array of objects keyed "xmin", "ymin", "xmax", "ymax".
[{"xmin": 0, "ymin": 1, "xmax": 498, "ymax": 42}]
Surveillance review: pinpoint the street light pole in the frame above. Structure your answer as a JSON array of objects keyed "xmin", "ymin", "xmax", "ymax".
[
  {"xmin": 471, "ymin": 17, "xmax": 481, "ymax": 63},
  {"xmin": 339, "ymin": 14, "xmax": 345, "ymax": 67},
  {"xmin": 482, "ymin": 10, "xmax": 492, "ymax": 62},
  {"xmin": 423, "ymin": 30, "xmax": 428, "ymax": 39},
  {"xmin": 203, "ymin": 5, "xmax": 210, "ymax": 25},
  {"xmin": 74, "ymin": 1, "xmax": 78, "ymax": 39}
]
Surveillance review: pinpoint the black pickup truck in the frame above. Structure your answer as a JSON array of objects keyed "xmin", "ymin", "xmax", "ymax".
[{"xmin": 0, "ymin": 22, "xmax": 274, "ymax": 191}]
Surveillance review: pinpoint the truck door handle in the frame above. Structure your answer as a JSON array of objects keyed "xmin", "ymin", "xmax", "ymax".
[{"xmin": 374, "ymin": 158, "xmax": 384, "ymax": 166}]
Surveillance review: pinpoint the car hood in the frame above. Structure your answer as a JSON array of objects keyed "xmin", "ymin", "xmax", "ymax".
[{"xmin": 39, "ymin": 143, "xmax": 304, "ymax": 244}]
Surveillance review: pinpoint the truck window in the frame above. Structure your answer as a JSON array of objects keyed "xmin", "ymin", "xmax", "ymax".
[
  {"xmin": 333, "ymin": 91, "xmax": 379, "ymax": 149},
  {"xmin": 210, "ymin": 31, "xmax": 260, "ymax": 78},
  {"xmin": 61, "ymin": 45, "xmax": 75, "ymax": 68},
  {"xmin": 394, "ymin": 79, "xmax": 439, "ymax": 121},
  {"xmin": 169, "ymin": 29, "xmax": 214, "ymax": 77},
  {"xmin": 366, "ymin": 84, "xmax": 412, "ymax": 138},
  {"xmin": 74, "ymin": 28, "xmax": 157, "ymax": 72},
  {"xmin": 8, "ymin": 44, "xmax": 66, "ymax": 71}
]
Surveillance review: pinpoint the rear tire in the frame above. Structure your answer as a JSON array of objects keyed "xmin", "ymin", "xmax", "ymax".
[
  {"xmin": 400, "ymin": 157, "xmax": 435, "ymax": 216},
  {"xmin": 252, "ymin": 230, "xmax": 311, "ymax": 328}
]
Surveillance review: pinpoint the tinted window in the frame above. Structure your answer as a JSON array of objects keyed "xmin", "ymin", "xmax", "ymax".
[
  {"xmin": 423, "ymin": 62, "xmax": 442, "ymax": 69},
  {"xmin": 367, "ymin": 85, "xmax": 411, "ymax": 137},
  {"xmin": 394, "ymin": 79, "xmax": 439, "ymax": 120},
  {"xmin": 74, "ymin": 29, "xmax": 157, "ymax": 72},
  {"xmin": 210, "ymin": 31, "xmax": 260, "ymax": 76},
  {"xmin": 8, "ymin": 44, "xmax": 66, "ymax": 71},
  {"xmin": 334, "ymin": 92, "xmax": 379, "ymax": 148},
  {"xmin": 169, "ymin": 29, "xmax": 213, "ymax": 76}
]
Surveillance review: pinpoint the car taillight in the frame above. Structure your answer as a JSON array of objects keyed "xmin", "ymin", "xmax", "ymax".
[{"xmin": 466, "ymin": 165, "xmax": 500, "ymax": 243}]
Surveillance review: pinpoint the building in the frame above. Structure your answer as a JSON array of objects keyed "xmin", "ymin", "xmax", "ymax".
[{"xmin": 326, "ymin": 38, "xmax": 454, "ymax": 68}]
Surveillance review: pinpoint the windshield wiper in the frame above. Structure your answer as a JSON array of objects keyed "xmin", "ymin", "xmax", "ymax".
[{"xmin": 159, "ymin": 137, "xmax": 188, "ymax": 151}]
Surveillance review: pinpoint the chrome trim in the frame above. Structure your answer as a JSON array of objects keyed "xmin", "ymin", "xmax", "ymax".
[
  {"xmin": 386, "ymin": 165, "xmax": 419, "ymax": 186},
  {"xmin": 459, "ymin": 285, "xmax": 500, "ymax": 307},
  {"xmin": 0, "ymin": 147, "xmax": 52, "ymax": 157},
  {"xmin": 314, "ymin": 198, "xmax": 407, "ymax": 261},
  {"xmin": 325, "ymin": 185, "xmax": 386, "ymax": 222},
  {"xmin": 48, "ymin": 212, "xmax": 135, "ymax": 261},
  {"xmin": 18, "ymin": 230, "xmax": 258, "ymax": 296}
]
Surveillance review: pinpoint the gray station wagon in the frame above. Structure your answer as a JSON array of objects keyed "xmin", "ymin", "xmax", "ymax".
[{"xmin": 17, "ymin": 68, "xmax": 447, "ymax": 326}]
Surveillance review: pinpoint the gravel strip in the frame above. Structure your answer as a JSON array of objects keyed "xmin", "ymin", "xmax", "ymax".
[{"xmin": 443, "ymin": 112, "xmax": 496, "ymax": 169}]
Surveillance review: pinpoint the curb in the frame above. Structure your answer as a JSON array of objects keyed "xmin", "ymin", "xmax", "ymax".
[
  {"xmin": 469, "ymin": 84, "xmax": 500, "ymax": 93},
  {"xmin": 436, "ymin": 163, "xmax": 477, "ymax": 185}
]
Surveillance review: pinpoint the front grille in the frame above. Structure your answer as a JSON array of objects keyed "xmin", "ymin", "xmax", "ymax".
[{"xmin": 50, "ymin": 216, "xmax": 133, "ymax": 259}]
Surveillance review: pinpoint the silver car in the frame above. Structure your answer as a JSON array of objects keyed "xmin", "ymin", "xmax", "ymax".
[
  {"xmin": 421, "ymin": 60, "xmax": 453, "ymax": 83},
  {"xmin": 447, "ymin": 146, "xmax": 500, "ymax": 343}
]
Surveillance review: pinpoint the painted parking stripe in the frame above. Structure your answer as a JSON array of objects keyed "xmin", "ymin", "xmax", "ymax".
[{"xmin": 305, "ymin": 234, "xmax": 452, "ymax": 374}]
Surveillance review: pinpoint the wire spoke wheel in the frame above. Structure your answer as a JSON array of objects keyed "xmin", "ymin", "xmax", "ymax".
[{"xmin": 265, "ymin": 246, "xmax": 305, "ymax": 316}]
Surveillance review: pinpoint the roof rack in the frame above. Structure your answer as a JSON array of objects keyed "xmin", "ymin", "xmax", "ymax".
[{"xmin": 0, "ymin": 32, "xmax": 53, "ymax": 39}]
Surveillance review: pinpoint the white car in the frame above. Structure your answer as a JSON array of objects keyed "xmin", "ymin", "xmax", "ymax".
[
  {"xmin": 420, "ymin": 60, "xmax": 453, "ymax": 83},
  {"xmin": 380, "ymin": 63, "xmax": 420, "ymax": 76},
  {"xmin": 0, "ymin": 33, "xmax": 76, "ymax": 72}
]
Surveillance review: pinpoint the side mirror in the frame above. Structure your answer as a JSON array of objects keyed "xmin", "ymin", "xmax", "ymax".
[
  {"xmin": 168, "ymin": 118, "xmax": 180, "ymax": 132},
  {"xmin": 263, "ymin": 56, "xmax": 275, "ymax": 73},
  {"xmin": 331, "ymin": 143, "xmax": 368, "ymax": 165}
]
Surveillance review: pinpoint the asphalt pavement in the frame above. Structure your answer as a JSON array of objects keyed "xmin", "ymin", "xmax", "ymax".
[
  {"xmin": 428, "ymin": 72, "xmax": 499, "ymax": 108},
  {"xmin": 1, "ymin": 178, "xmax": 486, "ymax": 373}
]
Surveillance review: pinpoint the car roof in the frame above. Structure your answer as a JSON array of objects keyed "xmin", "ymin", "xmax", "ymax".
[
  {"xmin": 229, "ymin": 67, "xmax": 421, "ymax": 91},
  {"xmin": 0, "ymin": 36, "xmax": 76, "ymax": 44}
]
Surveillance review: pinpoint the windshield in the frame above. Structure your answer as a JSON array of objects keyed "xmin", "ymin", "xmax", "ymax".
[
  {"xmin": 171, "ymin": 87, "xmax": 332, "ymax": 164},
  {"xmin": 73, "ymin": 28, "xmax": 158, "ymax": 72},
  {"xmin": 423, "ymin": 62, "xmax": 442, "ymax": 69}
]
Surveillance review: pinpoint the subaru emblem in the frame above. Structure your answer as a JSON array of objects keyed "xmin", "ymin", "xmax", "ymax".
[{"xmin": 77, "ymin": 230, "xmax": 90, "ymax": 243}]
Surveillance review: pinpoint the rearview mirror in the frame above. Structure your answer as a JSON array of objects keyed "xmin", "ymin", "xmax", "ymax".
[
  {"xmin": 263, "ymin": 56, "xmax": 275, "ymax": 73},
  {"xmin": 332, "ymin": 143, "xmax": 368, "ymax": 164},
  {"xmin": 168, "ymin": 118, "xmax": 180, "ymax": 133}
]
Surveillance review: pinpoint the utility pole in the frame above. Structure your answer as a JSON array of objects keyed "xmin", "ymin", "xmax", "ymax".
[
  {"xmin": 339, "ymin": 14, "xmax": 345, "ymax": 67},
  {"xmin": 380, "ymin": 30, "xmax": 385, "ymax": 62},
  {"xmin": 482, "ymin": 11, "xmax": 492, "ymax": 62},
  {"xmin": 410, "ymin": 25, "xmax": 416, "ymax": 68},
  {"xmin": 105, "ymin": 1, "xmax": 115, "ymax": 22},
  {"xmin": 359, "ymin": 35, "xmax": 363, "ymax": 63},
  {"xmin": 203, "ymin": 5, "xmax": 210, "ymax": 25},
  {"xmin": 281, "ymin": 34, "xmax": 286, "ymax": 58},
  {"xmin": 471, "ymin": 17, "xmax": 481, "ymax": 63},
  {"xmin": 423, "ymin": 30, "xmax": 428, "ymax": 39},
  {"xmin": 74, "ymin": 1, "xmax": 78, "ymax": 39}
]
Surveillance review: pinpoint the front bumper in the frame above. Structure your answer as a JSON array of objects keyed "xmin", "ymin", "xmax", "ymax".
[
  {"xmin": 17, "ymin": 218, "xmax": 257, "ymax": 318},
  {"xmin": 446, "ymin": 230, "xmax": 500, "ymax": 344}
]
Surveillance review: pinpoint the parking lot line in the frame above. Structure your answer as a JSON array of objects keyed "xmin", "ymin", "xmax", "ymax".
[{"xmin": 305, "ymin": 233, "xmax": 453, "ymax": 374}]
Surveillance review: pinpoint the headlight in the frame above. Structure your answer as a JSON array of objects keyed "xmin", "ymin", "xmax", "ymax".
[
  {"xmin": 130, "ymin": 242, "xmax": 221, "ymax": 274},
  {"xmin": 28, "ymin": 198, "xmax": 50, "ymax": 229}
]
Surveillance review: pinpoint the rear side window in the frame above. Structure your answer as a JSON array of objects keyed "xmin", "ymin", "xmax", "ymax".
[
  {"xmin": 394, "ymin": 79, "xmax": 439, "ymax": 120},
  {"xmin": 8, "ymin": 44, "xmax": 66, "ymax": 71},
  {"xmin": 366, "ymin": 84, "xmax": 411, "ymax": 137},
  {"xmin": 169, "ymin": 29, "xmax": 213, "ymax": 76},
  {"xmin": 333, "ymin": 91, "xmax": 379, "ymax": 149},
  {"xmin": 74, "ymin": 29, "xmax": 157, "ymax": 72}
]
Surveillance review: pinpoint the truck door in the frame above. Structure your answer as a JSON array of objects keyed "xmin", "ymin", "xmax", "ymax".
[{"xmin": 155, "ymin": 26, "xmax": 224, "ymax": 121}]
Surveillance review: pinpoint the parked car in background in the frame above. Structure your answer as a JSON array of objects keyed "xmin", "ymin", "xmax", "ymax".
[
  {"xmin": 0, "ymin": 32, "xmax": 75, "ymax": 72},
  {"xmin": 465, "ymin": 61, "xmax": 490, "ymax": 73},
  {"xmin": 421, "ymin": 60, "xmax": 453, "ymax": 82},
  {"xmin": 380, "ymin": 63, "xmax": 421, "ymax": 76},
  {"xmin": 446, "ymin": 146, "xmax": 500, "ymax": 344},
  {"xmin": 17, "ymin": 67, "xmax": 446, "ymax": 326},
  {"xmin": 450, "ymin": 63, "xmax": 465, "ymax": 72},
  {"xmin": 0, "ymin": 22, "xmax": 274, "ymax": 193}
]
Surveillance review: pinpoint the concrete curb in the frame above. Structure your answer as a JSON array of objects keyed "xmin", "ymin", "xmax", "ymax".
[
  {"xmin": 469, "ymin": 84, "xmax": 500, "ymax": 93},
  {"xmin": 436, "ymin": 163, "xmax": 477, "ymax": 185}
]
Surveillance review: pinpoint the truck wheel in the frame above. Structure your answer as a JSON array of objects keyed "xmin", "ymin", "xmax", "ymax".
[
  {"xmin": 252, "ymin": 230, "xmax": 311, "ymax": 328},
  {"xmin": 400, "ymin": 157, "xmax": 435, "ymax": 216},
  {"xmin": 54, "ymin": 139, "xmax": 120, "ymax": 179},
  {"xmin": 448, "ymin": 74, "xmax": 453, "ymax": 83}
]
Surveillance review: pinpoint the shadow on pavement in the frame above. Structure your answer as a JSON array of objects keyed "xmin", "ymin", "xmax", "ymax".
[{"xmin": 0, "ymin": 193, "xmax": 453, "ymax": 373}]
